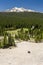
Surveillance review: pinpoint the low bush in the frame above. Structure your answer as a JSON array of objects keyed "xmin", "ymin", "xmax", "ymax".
[
  {"xmin": 35, "ymin": 29, "xmax": 42, "ymax": 43},
  {"xmin": 8, "ymin": 33, "xmax": 16, "ymax": 47},
  {"xmin": 0, "ymin": 41, "xmax": 2, "ymax": 48},
  {"xmin": 15, "ymin": 28, "xmax": 30, "ymax": 41},
  {"xmin": 0, "ymin": 32, "xmax": 16, "ymax": 49}
]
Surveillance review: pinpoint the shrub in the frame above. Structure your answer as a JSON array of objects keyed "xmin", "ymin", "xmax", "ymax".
[
  {"xmin": 16, "ymin": 29, "xmax": 30, "ymax": 41},
  {"xmin": 15, "ymin": 34, "xmax": 19, "ymax": 40},
  {"xmin": 8, "ymin": 34, "xmax": 12, "ymax": 46},
  {"xmin": 2, "ymin": 33, "xmax": 8, "ymax": 48},
  {"xmin": 0, "ymin": 41, "xmax": 2, "ymax": 48},
  {"xmin": 0, "ymin": 32, "xmax": 16, "ymax": 48},
  {"xmin": 35, "ymin": 29, "xmax": 42, "ymax": 43},
  {"xmin": 8, "ymin": 33, "xmax": 16, "ymax": 47},
  {"xmin": 24, "ymin": 30, "xmax": 30, "ymax": 41}
]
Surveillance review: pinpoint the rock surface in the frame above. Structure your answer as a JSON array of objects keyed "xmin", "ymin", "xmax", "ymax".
[{"xmin": 0, "ymin": 41, "xmax": 43, "ymax": 65}]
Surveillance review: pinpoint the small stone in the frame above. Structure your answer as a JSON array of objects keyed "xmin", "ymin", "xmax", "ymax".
[
  {"xmin": 28, "ymin": 51, "xmax": 31, "ymax": 53},
  {"xmin": 9, "ymin": 47, "xmax": 12, "ymax": 49}
]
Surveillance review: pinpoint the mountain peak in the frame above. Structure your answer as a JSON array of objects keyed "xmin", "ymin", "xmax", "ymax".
[{"xmin": 5, "ymin": 7, "xmax": 35, "ymax": 12}]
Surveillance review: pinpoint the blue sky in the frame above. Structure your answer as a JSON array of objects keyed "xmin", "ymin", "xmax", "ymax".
[{"xmin": 0, "ymin": 0, "xmax": 43, "ymax": 12}]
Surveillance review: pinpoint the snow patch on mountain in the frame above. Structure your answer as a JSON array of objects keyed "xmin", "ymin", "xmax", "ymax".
[{"xmin": 5, "ymin": 7, "xmax": 35, "ymax": 12}]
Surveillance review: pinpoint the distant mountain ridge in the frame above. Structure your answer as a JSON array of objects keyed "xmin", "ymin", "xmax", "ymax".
[{"xmin": 5, "ymin": 7, "xmax": 35, "ymax": 12}]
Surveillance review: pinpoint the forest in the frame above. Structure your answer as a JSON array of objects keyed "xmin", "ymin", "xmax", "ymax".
[
  {"xmin": 0, "ymin": 12, "xmax": 43, "ymax": 48},
  {"xmin": 0, "ymin": 12, "xmax": 43, "ymax": 29}
]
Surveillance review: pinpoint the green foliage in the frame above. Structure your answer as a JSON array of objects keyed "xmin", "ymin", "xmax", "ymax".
[
  {"xmin": 8, "ymin": 33, "xmax": 16, "ymax": 47},
  {"xmin": 15, "ymin": 34, "xmax": 19, "ymax": 40},
  {"xmin": 8, "ymin": 34, "xmax": 12, "ymax": 46},
  {"xmin": 15, "ymin": 28, "xmax": 30, "ymax": 41},
  {"xmin": 35, "ymin": 29, "xmax": 42, "ymax": 43},
  {"xmin": 0, "ymin": 32, "xmax": 16, "ymax": 48},
  {"xmin": 0, "ymin": 12, "xmax": 43, "ymax": 43},
  {"xmin": 2, "ymin": 32, "xmax": 8, "ymax": 48},
  {"xmin": 0, "ymin": 41, "xmax": 2, "ymax": 48},
  {"xmin": 24, "ymin": 30, "xmax": 30, "ymax": 41},
  {"xmin": 35, "ymin": 35, "xmax": 41, "ymax": 43},
  {"xmin": 0, "ymin": 12, "xmax": 43, "ymax": 30}
]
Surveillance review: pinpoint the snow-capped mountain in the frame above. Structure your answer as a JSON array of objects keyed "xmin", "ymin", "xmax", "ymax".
[{"xmin": 5, "ymin": 7, "xmax": 35, "ymax": 12}]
